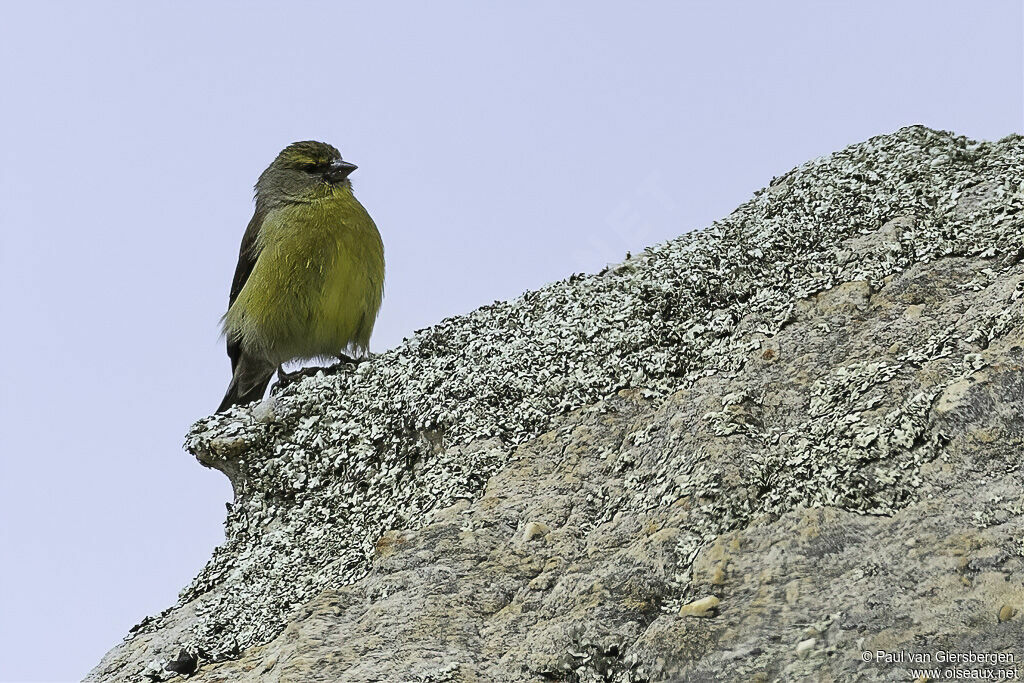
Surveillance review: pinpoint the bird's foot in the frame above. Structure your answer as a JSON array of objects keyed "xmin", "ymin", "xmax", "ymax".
[
  {"xmin": 271, "ymin": 364, "xmax": 329, "ymax": 392},
  {"xmin": 271, "ymin": 355, "xmax": 373, "ymax": 393},
  {"xmin": 335, "ymin": 351, "xmax": 377, "ymax": 365}
]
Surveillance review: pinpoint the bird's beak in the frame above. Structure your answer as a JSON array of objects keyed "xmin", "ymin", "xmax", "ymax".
[{"xmin": 326, "ymin": 159, "xmax": 358, "ymax": 183}]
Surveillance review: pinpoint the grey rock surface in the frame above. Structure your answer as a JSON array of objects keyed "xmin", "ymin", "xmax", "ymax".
[{"xmin": 87, "ymin": 126, "xmax": 1024, "ymax": 682}]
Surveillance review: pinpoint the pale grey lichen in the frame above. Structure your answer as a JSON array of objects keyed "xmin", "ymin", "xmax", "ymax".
[{"xmin": 146, "ymin": 126, "xmax": 1022, "ymax": 667}]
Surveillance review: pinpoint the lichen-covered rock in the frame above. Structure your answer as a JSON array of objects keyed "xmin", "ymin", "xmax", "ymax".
[{"xmin": 87, "ymin": 126, "xmax": 1024, "ymax": 682}]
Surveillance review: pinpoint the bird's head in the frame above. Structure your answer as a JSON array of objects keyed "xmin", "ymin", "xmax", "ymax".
[{"xmin": 255, "ymin": 141, "xmax": 358, "ymax": 206}]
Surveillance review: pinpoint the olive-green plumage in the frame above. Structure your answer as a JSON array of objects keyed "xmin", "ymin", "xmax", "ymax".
[{"xmin": 217, "ymin": 141, "xmax": 384, "ymax": 412}]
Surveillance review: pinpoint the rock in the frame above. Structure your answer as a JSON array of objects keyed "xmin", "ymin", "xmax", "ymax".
[
  {"xmin": 678, "ymin": 596, "xmax": 720, "ymax": 618},
  {"xmin": 521, "ymin": 521, "xmax": 551, "ymax": 542},
  {"xmin": 163, "ymin": 650, "xmax": 197, "ymax": 676},
  {"xmin": 795, "ymin": 637, "xmax": 816, "ymax": 658},
  {"xmin": 87, "ymin": 127, "xmax": 1024, "ymax": 682}
]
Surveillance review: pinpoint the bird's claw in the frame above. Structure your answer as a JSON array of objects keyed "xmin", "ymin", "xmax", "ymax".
[
  {"xmin": 271, "ymin": 365, "xmax": 328, "ymax": 393},
  {"xmin": 271, "ymin": 354, "xmax": 376, "ymax": 393},
  {"xmin": 336, "ymin": 351, "xmax": 376, "ymax": 365}
]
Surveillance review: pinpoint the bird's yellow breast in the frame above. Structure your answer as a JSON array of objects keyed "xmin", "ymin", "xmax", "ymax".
[{"xmin": 224, "ymin": 185, "xmax": 384, "ymax": 364}]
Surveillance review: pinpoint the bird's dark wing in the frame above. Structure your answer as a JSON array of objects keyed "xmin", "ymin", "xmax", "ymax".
[{"xmin": 226, "ymin": 207, "xmax": 267, "ymax": 372}]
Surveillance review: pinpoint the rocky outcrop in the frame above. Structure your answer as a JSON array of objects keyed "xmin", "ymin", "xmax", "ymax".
[{"xmin": 88, "ymin": 126, "xmax": 1024, "ymax": 682}]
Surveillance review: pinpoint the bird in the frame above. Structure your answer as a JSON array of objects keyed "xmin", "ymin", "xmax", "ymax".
[{"xmin": 217, "ymin": 141, "xmax": 384, "ymax": 412}]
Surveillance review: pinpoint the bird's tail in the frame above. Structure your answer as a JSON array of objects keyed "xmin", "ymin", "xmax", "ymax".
[{"xmin": 217, "ymin": 353, "xmax": 276, "ymax": 413}]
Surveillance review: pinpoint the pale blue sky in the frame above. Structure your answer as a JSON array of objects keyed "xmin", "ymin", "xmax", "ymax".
[{"xmin": 0, "ymin": 2, "xmax": 1021, "ymax": 681}]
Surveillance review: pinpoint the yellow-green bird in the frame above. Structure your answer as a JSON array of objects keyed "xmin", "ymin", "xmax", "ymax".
[{"xmin": 217, "ymin": 141, "xmax": 384, "ymax": 412}]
